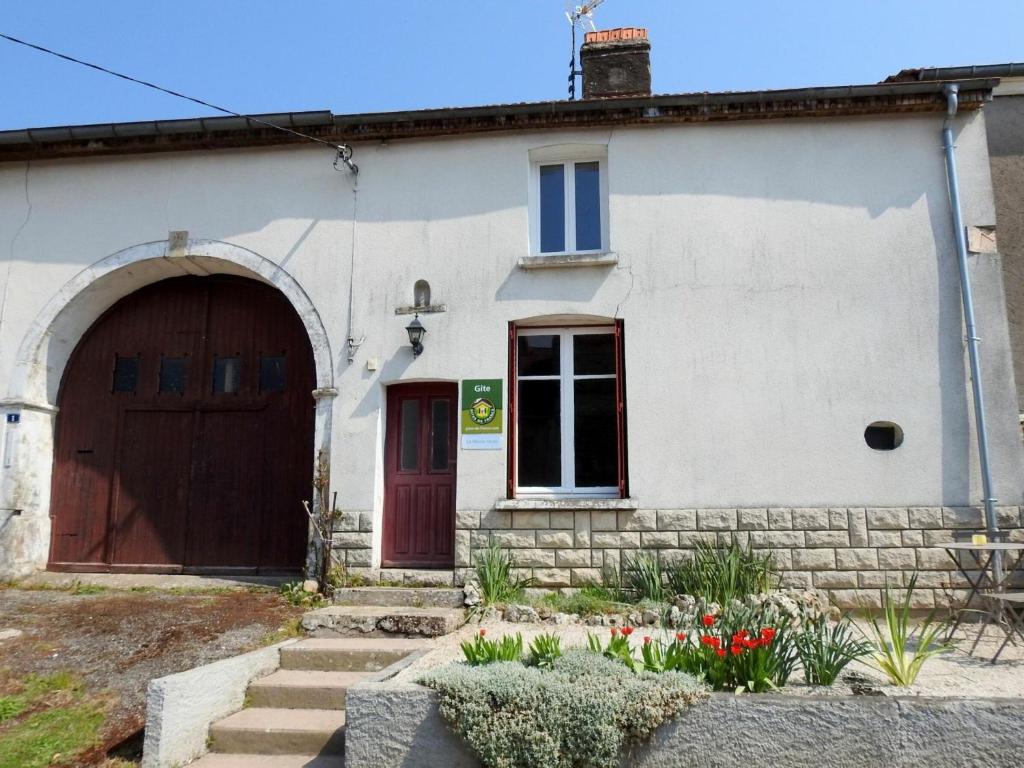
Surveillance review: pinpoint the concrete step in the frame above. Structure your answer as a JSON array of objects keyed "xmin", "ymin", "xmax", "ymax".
[
  {"xmin": 332, "ymin": 586, "xmax": 465, "ymax": 608},
  {"xmin": 301, "ymin": 605, "xmax": 466, "ymax": 638},
  {"xmin": 189, "ymin": 754, "xmax": 345, "ymax": 768},
  {"xmin": 248, "ymin": 669, "xmax": 371, "ymax": 709},
  {"xmin": 209, "ymin": 708, "xmax": 346, "ymax": 755},
  {"xmin": 281, "ymin": 637, "xmax": 432, "ymax": 671}
]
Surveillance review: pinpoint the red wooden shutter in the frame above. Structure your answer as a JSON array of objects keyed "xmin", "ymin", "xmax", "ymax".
[
  {"xmin": 506, "ymin": 322, "xmax": 517, "ymax": 499},
  {"xmin": 614, "ymin": 319, "xmax": 628, "ymax": 499}
]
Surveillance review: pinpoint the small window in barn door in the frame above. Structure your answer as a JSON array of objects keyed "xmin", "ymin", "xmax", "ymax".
[
  {"xmin": 112, "ymin": 355, "xmax": 139, "ymax": 393},
  {"xmin": 259, "ymin": 354, "xmax": 287, "ymax": 393},
  {"xmin": 212, "ymin": 356, "xmax": 241, "ymax": 394},
  {"xmin": 159, "ymin": 356, "xmax": 187, "ymax": 395}
]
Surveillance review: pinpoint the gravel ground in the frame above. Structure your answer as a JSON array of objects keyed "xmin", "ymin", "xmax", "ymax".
[
  {"xmin": 393, "ymin": 616, "xmax": 1024, "ymax": 698},
  {"xmin": 0, "ymin": 585, "xmax": 305, "ymax": 765}
]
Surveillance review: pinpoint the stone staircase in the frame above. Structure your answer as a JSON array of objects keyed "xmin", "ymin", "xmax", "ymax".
[
  {"xmin": 189, "ymin": 637, "xmax": 430, "ymax": 768},
  {"xmin": 301, "ymin": 587, "xmax": 467, "ymax": 638},
  {"xmin": 186, "ymin": 587, "xmax": 463, "ymax": 767}
]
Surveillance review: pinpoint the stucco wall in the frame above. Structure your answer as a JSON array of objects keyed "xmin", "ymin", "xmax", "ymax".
[
  {"xmin": 987, "ymin": 94, "xmax": 1024, "ymax": 410},
  {"xmin": 1, "ymin": 109, "xmax": 1022, "ymax": 577}
]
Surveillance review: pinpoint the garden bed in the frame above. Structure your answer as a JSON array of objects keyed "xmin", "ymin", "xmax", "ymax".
[
  {"xmin": 389, "ymin": 619, "xmax": 1024, "ymax": 699},
  {"xmin": 343, "ymin": 618, "xmax": 1024, "ymax": 767},
  {"xmin": 377, "ymin": 540, "xmax": 1024, "ymax": 766}
]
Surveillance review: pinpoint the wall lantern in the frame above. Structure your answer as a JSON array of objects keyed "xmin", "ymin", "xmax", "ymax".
[{"xmin": 406, "ymin": 314, "xmax": 426, "ymax": 357}]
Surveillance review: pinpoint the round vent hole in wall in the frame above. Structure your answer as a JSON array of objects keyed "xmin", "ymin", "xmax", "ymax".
[{"xmin": 864, "ymin": 422, "xmax": 904, "ymax": 451}]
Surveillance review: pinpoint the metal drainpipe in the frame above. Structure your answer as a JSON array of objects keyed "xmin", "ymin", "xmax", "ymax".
[{"xmin": 941, "ymin": 84, "xmax": 1002, "ymax": 558}]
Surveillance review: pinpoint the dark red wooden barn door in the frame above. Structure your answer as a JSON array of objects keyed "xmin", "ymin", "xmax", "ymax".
[
  {"xmin": 382, "ymin": 383, "xmax": 457, "ymax": 568},
  {"xmin": 48, "ymin": 275, "xmax": 314, "ymax": 574}
]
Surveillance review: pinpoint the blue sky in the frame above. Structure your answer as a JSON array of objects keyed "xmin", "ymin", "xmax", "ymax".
[{"xmin": 2, "ymin": 1, "xmax": 1023, "ymax": 130}]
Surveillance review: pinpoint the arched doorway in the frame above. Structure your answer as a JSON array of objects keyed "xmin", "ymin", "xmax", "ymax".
[{"xmin": 47, "ymin": 274, "xmax": 315, "ymax": 574}]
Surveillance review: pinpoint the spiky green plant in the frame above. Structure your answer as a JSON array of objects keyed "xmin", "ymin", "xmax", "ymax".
[
  {"xmin": 622, "ymin": 551, "xmax": 665, "ymax": 602},
  {"xmin": 794, "ymin": 614, "xmax": 872, "ymax": 685},
  {"xmin": 863, "ymin": 573, "xmax": 949, "ymax": 686},
  {"xmin": 527, "ymin": 632, "xmax": 563, "ymax": 668},
  {"xmin": 474, "ymin": 540, "xmax": 535, "ymax": 606},
  {"xmin": 664, "ymin": 537, "xmax": 778, "ymax": 604},
  {"xmin": 461, "ymin": 630, "xmax": 524, "ymax": 665}
]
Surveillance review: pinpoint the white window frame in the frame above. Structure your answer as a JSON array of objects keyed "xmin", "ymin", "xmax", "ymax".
[
  {"xmin": 528, "ymin": 144, "xmax": 609, "ymax": 256},
  {"xmin": 516, "ymin": 326, "xmax": 618, "ymax": 498}
]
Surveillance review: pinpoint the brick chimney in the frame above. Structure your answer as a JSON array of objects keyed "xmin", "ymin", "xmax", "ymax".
[{"xmin": 580, "ymin": 27, "xmax": 651, "ymax": 99}]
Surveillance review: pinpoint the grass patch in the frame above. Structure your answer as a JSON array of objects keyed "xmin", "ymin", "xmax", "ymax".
[
  {"xmin": 0, "ymin": 672, "xmax": 81, "ymax": 724},
  {"xmin": 534, "ymin": 587, "xmax": 629, "ymax": 617},
  {"xmin": 128, "ymin": 585, "xmax": 259, "ymax": 596},
  {"xmin": 0, "ymin": 702, "xmax": 104, "ymax": 768},
  {"xmin": 68, "ymin": 581, "xmax": 108, "ymax": 596},
  {"xmin": 2, "ymin": 580, "xmax": 108, "ymax": 595},
  {"xmin": 0, "ymin": 697, "xmax": 26, "ymax": 723},
  {"xmin": 259, "ymin": 616, "xmax": 304, "ymax": 646},
  {"xmin": 0, "ymin": 672, "xmax": 107, "ymax": 768}
]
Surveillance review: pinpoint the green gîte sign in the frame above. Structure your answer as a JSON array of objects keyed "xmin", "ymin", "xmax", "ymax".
[{"xmin": 461, "ymin": 378, "xmax": 503, "ymax": 450}]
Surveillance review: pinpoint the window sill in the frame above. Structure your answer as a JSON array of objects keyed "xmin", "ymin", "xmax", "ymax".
[
  {"xmin": 518, "ymin": 252, "xmax": 618, "ymax": 270},
  {"xmin": 494, "ymin": 498, "xmax": 639, "ymax": 511}
]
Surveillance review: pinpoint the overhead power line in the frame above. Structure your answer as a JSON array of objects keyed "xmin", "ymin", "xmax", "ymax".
[{"xmin": 0, "ymin": 31, "xmax": 357, "ymax": 172}]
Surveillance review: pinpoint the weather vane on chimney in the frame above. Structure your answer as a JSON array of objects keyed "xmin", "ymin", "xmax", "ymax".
[{"xmin": 566, "ymin": 0, "xmax": 605, "ymax": 100}]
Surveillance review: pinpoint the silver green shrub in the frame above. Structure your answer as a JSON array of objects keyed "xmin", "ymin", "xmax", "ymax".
[{"xmin": 418, "ymin": 649, "xmax": 707, "ymax": 768}]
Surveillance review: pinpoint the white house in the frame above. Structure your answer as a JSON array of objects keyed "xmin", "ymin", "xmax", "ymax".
[{"xmin": 1, "ymin": 29, "xmax": 1021, "ymax": 606}]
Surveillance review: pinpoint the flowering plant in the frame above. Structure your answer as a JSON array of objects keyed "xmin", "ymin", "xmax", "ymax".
[
  {"xmin": 648, "ymin": 610, "xmax": 795, "ymax": 693},
  {"xmin": 586, "ymin": 625, "xmax": 638, "ymax": 671}
]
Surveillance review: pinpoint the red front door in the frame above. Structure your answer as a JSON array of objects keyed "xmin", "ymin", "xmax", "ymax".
[{"xmin": 383, "ymin": 383, "xmax": 457, "ymax": 567}]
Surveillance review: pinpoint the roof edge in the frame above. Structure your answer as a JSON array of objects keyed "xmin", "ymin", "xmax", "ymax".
[
  {"xmin": 884, "ymin": 63, "xmax": 1024, "ymax": 83},
  {"xmin": 0, "ymin": 79, "xmax": 998, "ymax": 163}
]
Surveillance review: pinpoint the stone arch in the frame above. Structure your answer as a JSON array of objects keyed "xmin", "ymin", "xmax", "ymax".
[
  {"xmin": 7, "ymin": 238, "xmax": 333, "ymax": 408},
  {"xmin": 0, "ymin": 237, "xmax": 335, "ymax": 578}
]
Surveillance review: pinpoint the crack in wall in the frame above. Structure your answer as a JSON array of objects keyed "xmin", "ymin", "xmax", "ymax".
[
  {"xmin": 614, "ymin": 259, "xmax": 635, "ymax": 318},
  {"xmin": 0, "ymin": 160, "xmax": 32, "ymax": 344}
]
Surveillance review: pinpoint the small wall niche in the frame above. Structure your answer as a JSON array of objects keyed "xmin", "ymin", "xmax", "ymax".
[
  {"xmin": 413, "ymin": 280, "xmax": 431, "ymax": 308},
  {"xmin": 395, "ymin": 279, "xmax": 447, "ymax": 315},
  {"xmin": 864, "ymin": 421, "xmax": 904, "ymax": 451}
]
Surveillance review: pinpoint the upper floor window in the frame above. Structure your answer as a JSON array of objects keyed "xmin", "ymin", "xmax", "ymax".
[{"xmin": 529, "ymin": 145, "xmax": 608, "ymax": 255}]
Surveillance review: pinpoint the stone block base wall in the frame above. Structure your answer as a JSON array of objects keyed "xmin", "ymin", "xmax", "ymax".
[
  {"xmin": 331, "ymin": 506, "xmax": 1024, "ymax": 608},
  {"xmin": 330, "ymin": 510, "xmax": 374, "ymax": 568}
]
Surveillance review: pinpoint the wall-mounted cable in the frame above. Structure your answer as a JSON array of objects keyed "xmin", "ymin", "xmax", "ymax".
[{"xmin": 0, "ymin": 31, "xmax": 357, "ymax": 173}]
